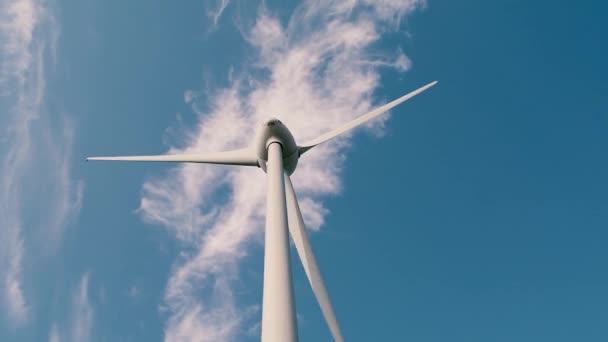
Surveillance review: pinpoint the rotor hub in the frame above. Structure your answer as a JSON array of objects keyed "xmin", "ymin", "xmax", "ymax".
[{"xmin": 256, "ymin": 118, "xmax": 299, "ymax": 175}]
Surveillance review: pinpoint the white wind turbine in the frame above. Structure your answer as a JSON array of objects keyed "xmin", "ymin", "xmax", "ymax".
[{"xmin": 88, "ymin": 81, "xmax": 437, "ymax": 342}]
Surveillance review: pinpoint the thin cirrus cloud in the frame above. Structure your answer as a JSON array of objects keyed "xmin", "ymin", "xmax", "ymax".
[
  {"xmin": 69, "ymin": 273, "xmax": 95, "ymax": 342},
  {"xmin": 208, "ymin": 0, "xmax": 231, "ymax": 27},
  {"xmin": 48, "ymin": 273, "xmax": 95, "ymax": 342},
  {"xmin": 0, "ymin": 0, "xmax": 83, "ymax": 326},
  {"xmin": 139, "ymin": 0, "xmax": 426, "ymax": 340}
]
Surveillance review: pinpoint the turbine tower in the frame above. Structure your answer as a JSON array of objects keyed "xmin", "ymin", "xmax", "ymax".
[{"xmin": 88, "ymin": 81, "xmax": 437, "ymax": 342}]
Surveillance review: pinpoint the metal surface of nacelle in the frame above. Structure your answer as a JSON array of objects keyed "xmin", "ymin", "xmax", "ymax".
[{"xmin": 256, "ymin": 118, "xmax": 299, "ymax": 175}]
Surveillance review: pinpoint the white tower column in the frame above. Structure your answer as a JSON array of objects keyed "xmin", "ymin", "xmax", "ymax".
[{"xmin": 261, "ymin": 142, "xmax": 298, "ymax": 342}]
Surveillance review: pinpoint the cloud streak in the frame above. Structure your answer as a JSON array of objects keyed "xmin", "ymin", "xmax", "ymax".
[
  {"xmin": 208, "ymin": 0, "xmax": 231, "ymax": 28},
  {"xmin": 70, "ymin": 273, "xmax": 94, "ymax": 342},
  {"xmin": 140, "ymin": 0, "xmax": 426, "ymax": 340},
  {"xmin": 0, "ymin": 0, "xmax": 83, "ymax": 325},
  {"xmin": 48, "ymin": 273, "xmax": 95, "ymax": 342}
]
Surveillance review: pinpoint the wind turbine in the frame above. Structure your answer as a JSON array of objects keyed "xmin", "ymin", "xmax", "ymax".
[{"xmin": 88, "ymin": 81, "xmax": 437, "ymax": 342}]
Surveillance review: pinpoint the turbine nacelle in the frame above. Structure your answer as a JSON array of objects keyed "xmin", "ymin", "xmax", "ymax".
[{"xmin": 256, "ymin": 118, "xmax": 299, "ymax": 175}]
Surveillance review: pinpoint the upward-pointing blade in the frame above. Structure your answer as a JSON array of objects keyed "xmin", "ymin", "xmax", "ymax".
[
  {"xmin": 299, "ymin": 80, "xmax": 438, "ymax": 154},
  {"xmin": 284, "ymin": 175, "xmax": 344, "ymax": 342}
]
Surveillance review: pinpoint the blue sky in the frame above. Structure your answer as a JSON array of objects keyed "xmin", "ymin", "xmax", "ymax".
[{"xmin": 1, "ymin": 0, "xmax": 607, "ymax": 341}]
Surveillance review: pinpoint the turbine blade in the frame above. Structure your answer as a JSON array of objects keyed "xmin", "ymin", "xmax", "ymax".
[
  {"xmin": 87, "ymin": 148, "xmax": 258, "ymax": 166},
  {"xmin": 284, "ymin": 174, "xmax": 344, "ymax": 342},
  {"xmin": 299, "ymin": 81, "xmax": 438, "ymax": 154}
]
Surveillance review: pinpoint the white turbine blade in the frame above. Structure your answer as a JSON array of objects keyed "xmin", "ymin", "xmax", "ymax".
[
  {"xmin": 284, "ymin": 174, "xmax": 343, "ymax": 342},
  {"xmin": 299, "ymin": 81, "xmax": 438, "ymax": 154},
  {"xmin": 87, "ymin": 148, "xmax": 258, "ymax": 166}
]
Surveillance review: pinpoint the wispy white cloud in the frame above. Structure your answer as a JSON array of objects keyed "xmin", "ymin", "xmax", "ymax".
[
  {"xmin": 362, "ymin": 0, "xmax": 427, "ymax": 26},
  {"xmin": 49, "ymin": 273, "xmax": 95, "ymax": 342},
  {"xmin": 48, "ymin": 323, "xmax": 60, "ymax": 342},
  {"xmin": 0, "ymin": 0, "xmax": 36, "ymax": 89},
  {"xmin": 4, "ymin": 238, "xmax": 27, "ymax": 324},
  {"xmin": 140, "ymin": 0, "xmax": 425, "ymax": 340},
  {"xmin": 0, "ymin": 0, "xmax": 83, "ymax": 326},
  {"xmin": 207, "ymin": 0, "xmax": 231, "ymax": 28},
  {"xmin": 70, "ymin": 273, "xmax": 94, "ymax": 342},
  {"xmin": 0, "ymin": 0, "xmax": 39, "ymax": 324}
]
